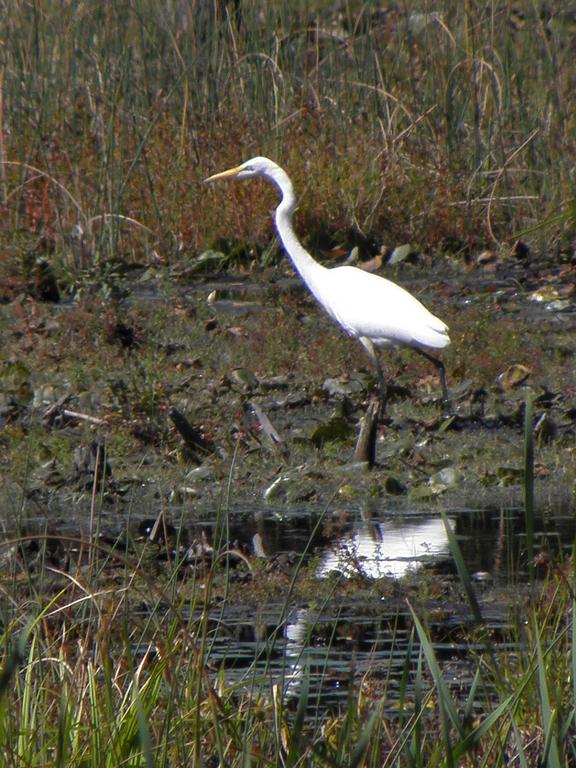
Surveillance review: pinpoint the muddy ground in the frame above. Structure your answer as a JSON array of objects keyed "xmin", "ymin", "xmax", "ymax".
[{"xmin": 1, "ymin": 249, "xmax": 576, "ymax": 580}]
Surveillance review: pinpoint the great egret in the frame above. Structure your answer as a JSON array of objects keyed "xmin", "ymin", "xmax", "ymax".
[{"xmin": 205, "ymin": 157, "xmax": 450, "ymax": 409}]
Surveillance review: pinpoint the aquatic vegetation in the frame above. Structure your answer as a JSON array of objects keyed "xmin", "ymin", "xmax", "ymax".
[{"xmin": 1, "ymin": 508, "xmax": 575, "ymax": 766}]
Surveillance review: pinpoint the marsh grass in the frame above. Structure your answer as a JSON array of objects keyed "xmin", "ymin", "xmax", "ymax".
[
  {"xmin": 1, "ymin": 0, "xmax": 574, "ymax": 287},
  {"xmin": 524, "ymin": 396, "xmax": 536, "ymax": 584},
  {"xmin": 2, "ymin": 502, "xmax": 576, "ymax": 766}
]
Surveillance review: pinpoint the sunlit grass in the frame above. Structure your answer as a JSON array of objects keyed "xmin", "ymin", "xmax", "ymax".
[
  {"xmin": 1, "ymin": 523, "xmax": 576, "ymax": 766},
  {"xmin": 1, "ymin": 0, "xmax": 574, "ymax": 286}
]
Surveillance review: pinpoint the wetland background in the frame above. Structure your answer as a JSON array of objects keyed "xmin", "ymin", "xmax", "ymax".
[{"xmin": 1, "ymin": 1, "xmax": 576, "ymax": 765}]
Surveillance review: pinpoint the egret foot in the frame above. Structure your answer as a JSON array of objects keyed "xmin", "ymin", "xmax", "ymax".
[{"xmin": 413, "ymin": 348, "xmax": 451, "ymax": 415}]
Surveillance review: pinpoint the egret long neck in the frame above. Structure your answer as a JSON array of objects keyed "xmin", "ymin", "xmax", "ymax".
[{"xmin": 270, "ymin": 167, "xmax": 327, "ymax": 298}]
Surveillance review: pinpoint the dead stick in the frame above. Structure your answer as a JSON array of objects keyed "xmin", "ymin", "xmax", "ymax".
[{"xmin": 63, "ymin": 409, "xmax": 106, "ymax": 425}]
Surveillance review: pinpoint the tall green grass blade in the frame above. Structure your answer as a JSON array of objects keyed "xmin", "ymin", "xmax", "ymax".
[
  {"xmin": 442, "ymin": 698, "xmax": 455, "ymax": 768},
  {"xmin": 397, "ymin": 625, "xmax": 414, "ymax": 720},
  {"xmin": 408, "ymin": 645, "xmax": 425, "ymax": 768},
  {"xmin": 17, "ymin": 633, "xmax": 38, "ymax": 765},
  {"xmin": 135, "ymin": 688, "xmax": 156, "ymax": 768},
  {"xmin": 541, "ymin": 708, "xmax": 560, "ymax": 767},
  {"xmin": 287, "ymin": 661, "xmax": 309, "ymax": 766},
  {"xmin": 416, "ymin": 643, "xmax": 427, "ymax": 756},
  {"xmin": 440, "ymin": 509, "xmax": 482, "ymax": 623},
  {"xmin": 462, "ymin": 665, "xmax": 481, "ymax": 723},
  {"xmin": 56, "ymin": 683, "xmax": 71, "ymax": 768},
  {"xmin": 336, "ymin": 675, "xmax": 359, "ymax": 765},
  {"xmin": 524, "ymin": 396, "xmax": 535, "ymax": 583},
  {"xmin": 514, "ymin": 196, "xmax": 576, "ymax": 239},
  {"xmin": 572, "ymin": 542, "xmax": 576, "ymax": 709},
  {"xmin": 509, "ymin": 720, "xmax": 529, "ymax": 768},
  {"xmin": 533, "ymin": 616, "xmax": 561, "ymax": 768},
  {"xmin": 409, "ymin": 604, "xmax": 464, "ymax": 740},
  {"xmin": 349, "ymin": 704, "xmax": 380, "ymax": 768},
  {"xmin": 87, "ymin": 662, "xmax": 103, "ymax": 768},
  {"xmin": 451, "ymin": 693, "xmax": 514, "ymax": 758},
  {"xmin": 105, "ymin": 658, "xmax": 164, "ymax": 768}
]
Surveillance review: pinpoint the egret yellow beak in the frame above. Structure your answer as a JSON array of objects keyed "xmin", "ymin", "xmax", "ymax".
[{"xmin": 204, "ymin": 165, "xmax": 243, "ymax": 183}]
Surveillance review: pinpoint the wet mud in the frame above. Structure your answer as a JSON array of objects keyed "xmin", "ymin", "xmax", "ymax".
[{"xmin": 1, "ymin": 250, "xmax": 576, "ymax": 705}]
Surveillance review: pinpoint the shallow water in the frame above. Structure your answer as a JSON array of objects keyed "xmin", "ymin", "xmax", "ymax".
[
  {"xmin": 8, "ymin": 499, "xmax": 565, "ymax": 712},
  {"xmin": 3, "ymin": 440, "xmax": 575, "ymax": 714},
  {"xmin": 172, "ymin": 501, "xmax": 572, "ymax": 709}
]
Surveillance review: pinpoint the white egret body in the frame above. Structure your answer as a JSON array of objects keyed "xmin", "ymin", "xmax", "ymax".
[{"xmin": 205, "ymin": 157, "xmax": 450, "ymax": 407}]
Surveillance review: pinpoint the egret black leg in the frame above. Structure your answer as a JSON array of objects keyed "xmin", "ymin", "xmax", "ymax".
[
  {"xmin": 359, "ymin": 337, "xmax": 387, "ymax": 409},
  {"xmin": 414, "ymin": 348, "xmax": 450, "ymax": 412}
]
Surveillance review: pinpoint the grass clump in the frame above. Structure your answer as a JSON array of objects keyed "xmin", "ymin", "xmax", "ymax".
[{"xmin": 1, "ymin": 523, "xmax": 575, "ymax": 766}]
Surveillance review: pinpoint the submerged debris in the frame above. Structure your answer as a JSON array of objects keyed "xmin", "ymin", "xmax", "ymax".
[
  {"xmin": 72, "ymin": 440, "xmax": 111, "ymax": 490},
  {"xmin": 244, "ymin": 401, "xmax": 289, "ymax": 458},
  {"xmin": 168, "ymin": 406, "xmax": 220, "ymax": 462}
]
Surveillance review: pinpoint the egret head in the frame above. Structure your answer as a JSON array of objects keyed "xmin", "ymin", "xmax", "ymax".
[{"xmin": 205, "ymin": 156, "xmax": 279, "ymax": 183}]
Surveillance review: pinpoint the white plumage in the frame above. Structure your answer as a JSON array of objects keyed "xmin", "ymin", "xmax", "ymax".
[{"xmin": 205, "ymin": 156, "xmax": 450, "ymax": 407}]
